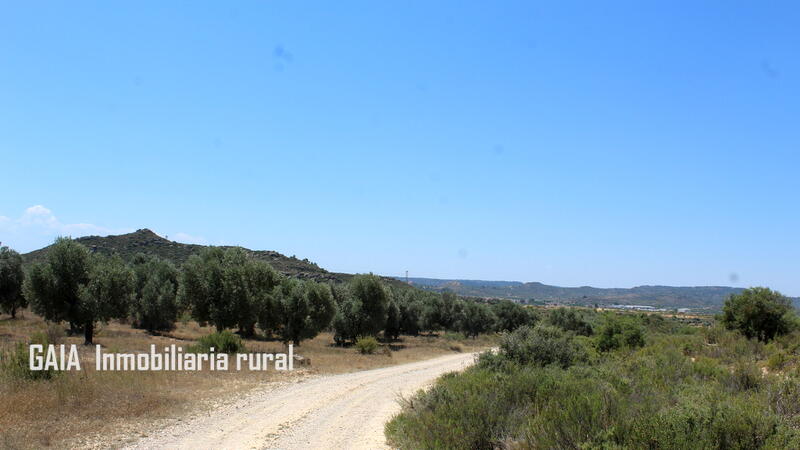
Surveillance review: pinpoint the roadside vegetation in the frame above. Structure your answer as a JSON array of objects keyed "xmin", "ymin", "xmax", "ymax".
[
  {"xmin": 0, "ymin": 239, "xmax": 504, "ymax": 448},
  {"xmin": 386, "ymin": 287, "xmax": 800, "ymax": 449}
]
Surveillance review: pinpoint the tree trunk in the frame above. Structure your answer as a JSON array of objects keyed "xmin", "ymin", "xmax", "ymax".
[
  {"xmin": 10, "ymin": 307, "xmax": 16, "ymax": 319},
  {"xmin": 84, "ymin": 321, "xmax": 94, "ymax": 345},
  {"xmin": 216, "ymin": 323, "xmax": 223, "ymax": 333}
]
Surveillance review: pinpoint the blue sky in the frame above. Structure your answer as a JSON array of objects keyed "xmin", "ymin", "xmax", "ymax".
[{"xmin": 1, "ymin": 1, "xmax": 798, "ymax": 295}]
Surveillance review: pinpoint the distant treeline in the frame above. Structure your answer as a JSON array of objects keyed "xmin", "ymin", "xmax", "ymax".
[{"xmin": 1, "ymin": 239, "xmax": 536, "ymax": 346}]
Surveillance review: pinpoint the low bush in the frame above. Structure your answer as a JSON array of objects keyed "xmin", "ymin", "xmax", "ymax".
[
  {"xmin": 547, "ymin": 307, "xmax": 594, "ymax": 336},
  {"xmin": 188, "ymin": 331, "xmax": 245, "ymax": 354},
  {"xmin": 355, "ymin": 336, "xmax": 379, "ymax": 354},
  {"xmin": 596, "ymin": 314, "xmax": 646, "ymax": 351},
  {"xmin": 1, "ymin": 332, "xmax": 58, "ymax": 381},
  {"xmin": 486, "ymin": 325, "xmax": 584, "ymax": 369},
  {"xmin": 386, "ymin": 310, "xmax": 800, "ymax": 449}
]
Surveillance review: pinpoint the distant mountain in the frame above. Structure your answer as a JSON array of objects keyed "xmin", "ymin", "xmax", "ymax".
[
  {"xmin": 22, "ymin": 229, "xmax": 401, "ymax": 286},
  {"xmin": 401, "ymin": 277, "xmax": 765, "ymax": 310}
]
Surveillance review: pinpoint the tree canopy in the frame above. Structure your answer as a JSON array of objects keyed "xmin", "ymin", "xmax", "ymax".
[
  {"xmin": 24, "ymin": 238, "xmax": 134, "ymax": 344},
  {"xmin": 721, "ymin": 287, "xmax": 796, "ymax": 342},
  {"xmin": 0, "ymin": 246, "xmax": 26, "ymax": 318}
]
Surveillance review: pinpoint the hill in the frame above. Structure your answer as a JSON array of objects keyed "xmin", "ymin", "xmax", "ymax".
[
  {"xmin": 22, "ymin": 229, "xmax": 352, "ymax": 284},
  {"xmin": 402, "ymin": 277, "xmax": 759, "ymax": 310}
]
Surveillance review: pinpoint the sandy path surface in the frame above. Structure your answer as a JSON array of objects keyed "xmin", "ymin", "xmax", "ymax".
[{"xmin": 123, "ymin": 351, "xmax": 479, "ymax": 450}]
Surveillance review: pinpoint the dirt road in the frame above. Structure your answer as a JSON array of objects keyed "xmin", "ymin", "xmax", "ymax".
[{"xmin": 124, "ymin": 351, "xmax": 479, "ymax": 450}]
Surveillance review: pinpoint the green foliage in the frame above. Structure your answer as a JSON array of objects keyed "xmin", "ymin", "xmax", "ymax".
[
  {"xmin": 1, "ymin": 332, "xmax": 58, "ymax": 381},
  {"xmin": 457, "ymin": 301, "xmax": 496, "ymax": 338},
  {"xmin": 420, "ymin": 294, "xmax": 445, "ymax": 333},
  {"xmin": 491, "ymin": 300, "xmax": 536, "ymax": 332},
  {"xmin": 0, "ymin": 246, "xmax": 26, "ymax": 318},
  {"xmin": 24, "ymin": 237, "xmax": 92, "ymax": 329},
  {"xmin": 721, "ymin": 287, "xmax": 796, "ymax": 342},
  {"xmin": 438, "ymin": 292, "xmax": 463, "ymax": 331},
  {"xmin": 180, "ymin": 247, "xmax": 280, "ymax": 334},
  {"xmin": 767, "ymin": 350, "xmax": 792, "ymax": 372},
  {"xmin": 385, "ymin": 300, "xmax": 401, "ymax": 341},
  {"xmin": 547, "ymin": 307, "xmax": 593, "ymax": 336},
  {"xmin": 596, "ymin": 314, "xmax": 646, "ymax": 351},
  {"xmin": 189, "ymin": 330, "xmax": 245, "ymax": 354},
  {"xmin": 24, "ymin": 238, "xmax": 134, "ymax": 344},
  {"xmin": 332, "ymin": 296, "xmax": 362, "ymax": 344},
  {"xmin": 355, "ymin": 336, "xmax": 379, "ymax": 354},
  {"xmin": 386, "ymin": 307, "xmax": 800, "ymax": 450},
  {"xmin": 398, "ymin": 295, "xmax": 423, "ymax": 336},
  {"xmin": 131, "ymin": 254, "xmax": 180, "ymax": 332},
  {"xmin": 349, "ymin": 274, "xmax": 390, "ymax": 336},
  {"xmin": 332, "ymin": 274, "xmax": 390, "ymax": 343},
  {"xmin": 81, "ymin": 254, "xmax": 136, "ymax": 338},
  {"xmin": 481, "ymin": 325, "xmax": 584, "ymax": 369},
  {"xmin": 273, "ymin": 279, "xmax": 336, "ymax": 345}
]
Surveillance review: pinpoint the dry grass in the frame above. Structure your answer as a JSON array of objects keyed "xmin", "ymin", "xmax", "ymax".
[{"xmin": 0, "ymin": 311, "xmax": 496, "ymax": 449}]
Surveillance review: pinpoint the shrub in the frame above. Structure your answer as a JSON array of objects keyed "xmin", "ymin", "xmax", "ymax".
[
  {"xmin": 596, "ymin": 315, "xmax": 646, "ymax": 352},
  {"xmin": 547, "ymin": 307, "xmax": 593, "ymax": 336},
  {"xmin": 1, "ymin": 332, "xmax": 58, "ymax": 381},
  {"xmin": 44, "ymin": 323, "xmax": 64, "ymax": 346},
  {"xmin": 386, "ymin": 309, "xmax": 800, "ymax": 450},
  {"xmin": 355, "ymin": 336, "xmax": 379, "ymax": 354},
  {"xmin": 767, "ymin": 351, "xmax": 792, "ymax": 372},
  {"xmin": 692, "ymin": 356, "xmax": 728, "ymax": 381},
  {"xmin": 443, "ymin": 332, "xmax": 465, "ymax": 341},
  {"xmin": 768, "ymin": 377, "xmax": 800, "ymax": 419},
  {"xmin": 491, "ymin": 300, "xmax": 536, "ymax": 332},
  {"xmin": 486, "ymin": 325, "xmax": 583, "ymax": 369},
  {"xmin": 190, "ymin": 331, "xmax": 245, "ymax": 354},
  {"xmin": 386, "ymin": 367, "xmax": 520, "ymax": 449},
  {"xmin": 726, "ymin": 361, "xmax": 762, "ymax": 392}
]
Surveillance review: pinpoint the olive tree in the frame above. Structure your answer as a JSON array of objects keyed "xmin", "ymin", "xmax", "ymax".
[
  {"xmin": 332, "ymin": 274, "xmax": 390, "ymax": 343},
  {"xmin": 398, "ymin": 297, "xmax": 423, "ymax": 336},
  {"xmin": 349, "ymin": 274, "xmax": 389, "ymax": 336},
  {"xmin": 0, "ymin": 246, "xmax": 26, "ymax": 318},
  {"xmin": 439, "ymin": 292, "xmax": 464, "ymax": 331},
  {"xmin": 24, "ymin": 238, "xmax": 134, "ymax": 344},
  {"xmin": 180, "ymin": 247, "xmax": 279, "ymax": 334},
  {"xmin": 332, "ymin": 296, "xmax": 362, "ymax": 344},
  {"xmin": 131, "ymin": 254, "xmax": 180, "ymax": 332},
  {"xmin": 458, "ymin": 301, "xmax": 496, "ymax": 338},
  {"xmin": 385, "ymin": 300, "xmax": 401, "ymax": 341},
  {"xmin": 272, "ymin": 279, "xmax": 336, "ymax": 346}
]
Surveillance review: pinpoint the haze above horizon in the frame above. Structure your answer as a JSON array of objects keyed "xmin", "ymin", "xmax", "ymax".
[{"xmin": 1, "ymin": 2, "xmax": 798, "ymax": 295}]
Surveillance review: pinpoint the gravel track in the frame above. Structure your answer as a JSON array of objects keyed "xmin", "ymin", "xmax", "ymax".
[{"xmin": 123, "ymin": 351, "xmax": 479, "ymax": 450}]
